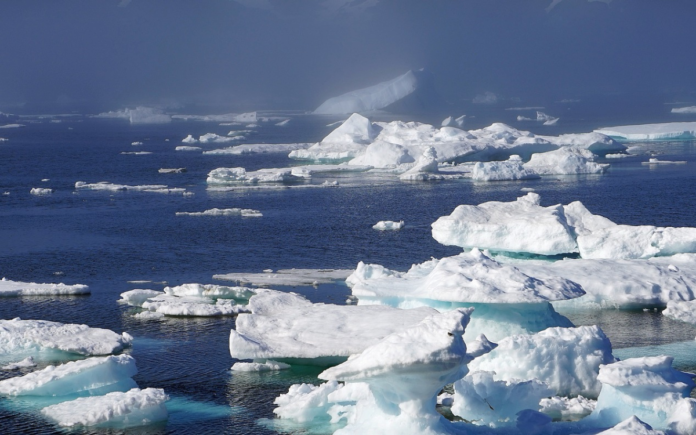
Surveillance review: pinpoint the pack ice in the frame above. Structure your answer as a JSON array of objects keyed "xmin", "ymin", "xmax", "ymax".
[
  {"xmin": 230, "ymin": 290, "xmax": 438, "ymax": 362},
  {"xmin": 0, "ymin": 278, "xmax": 89, "ymax": 296}
]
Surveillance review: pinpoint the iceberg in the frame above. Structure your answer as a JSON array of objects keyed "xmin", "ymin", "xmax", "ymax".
[
  {"xmin": 671, "ymin": 106, "xmax": 696, "ymax": 114},
  {"xmin": 586, "ymin": 356, "xmax": 695, "ymax": 430},
  {"xmin": 175, "ymin": 145, "xmax": 201, "ymax": 151},
  {"xmin": 181, "ymin": 135, "xmax": 197, "ymax": 144},
  {"xmin": 41, "ymin": 388, "xmax": 169, "ymax": 428},
  {"xmin": 0, "ymin": 278, "xmax": 89, "ymax": 296},
  {"xmin": 0, "ymin": 123, "xmax": 25, "ymax": 128},
  {"xmin": 471, "ymin": 155, "xmax": 540, "ymax": 181},
  {"xmin": 0, "ymin": 318, "xmax": 132, "ymax": 356},
  {"xmin": 372, "ymin": 220, "xmax": 404, "ymax": 231},
  {"xmin": 597, "ymin": 416, "xmax": 664, "ymax": 435},
  {"xmin": 120, "ymin": 151, "xmax": 152, "ymax": 155},
  {"xmin": 314, "ymin": 69, "xmax": 442, "ymax": 115},
  {"xmin": 75, "ymin": 181, "xmax": 185, "ymax": 194},
  {"xmin": 398, "ymin": 147, "xmax": 449, "ymax": 181},
  {"xmin": 95, "ymin": 107, "xmax": 171, "ymax": 124},
  {"xmin": 175, "ymin": 208, "xmax": 262, "ymax": 217},
  {"xmin": 523, "ymin": 147, "xmax": 609, "ymax": 175},
  {"xmin": 450, "ymin": 371, "xmax": 553, "ymax": 427},
  {"xmin": 158, "ymin": 168, "xmax": 186, "ymax": 174},
  {"xmin": 431, "ymin": 193, "xmax": 578, "ymax": 256},
  {"xmin": 662, "ymin": 300, "xmax": 696, "ymax": 325},
  {"xmin": 30, "ymin": 188, "xmax": 53, "ymax": 195},
  {"xmin": 595, "ymin": 122, "xmax": 696, "ymax": 141},
  {"xmin": 642, "ymin": 158, "xmax": 686, "ymax": 165},
  {"xmin": 203, "ymin": 143, "xmax": 310, "ymax": 155},
  {"xmin": 317, "ymin": 309, "xmax": 471, "ymax": 435},
  {"xmin": 290, "ymin": 113, "xmax": 377, "ymax": 162},
  {"xmin": 539, "ymin": 395, "xmax": 596, "ymax": 420},
  {"xmin": 468, "ymin": 326, "xmax": 615, "ymax": 397},
  {"xmin": 206, "ymin": 167, "xmax": 301, "ymax": 185},
  {"xmin": 213, "ymin": 268, "xmax": 352, "ymax": 287},
  {"xmin": 229, "ymin": 290, "xmax": 437, "ymax": 362},
  {"xmin": 163, "ymin": 283, "xmax": 256, "ymax": 301},
  {"xmin": 349, "ymin": 140, "xmax": 414, "ymax": 167},
  {"xmin": 0, "ymin": 354, "xmax": 137, "ymax": 397}
]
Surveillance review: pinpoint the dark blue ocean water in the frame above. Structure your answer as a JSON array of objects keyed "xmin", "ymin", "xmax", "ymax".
[{"xmin": 1, "ymin": 111, "xmax": 696, "ymax": 434}]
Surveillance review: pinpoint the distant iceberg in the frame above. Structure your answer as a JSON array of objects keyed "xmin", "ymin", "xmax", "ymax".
[
  {"xmin": 671, "ymin": 106, "xmax": 696, "ymax": 114},
  {"xmin": 95, "ymin": 107, "xmax": 171, "ymax": 124},
  {"xmin": 595, "ymin": 122, "xmax": 696, "ymax": 141},
  {"xmin": 176, "ymin": 208, "xmax": 262, "ymax": 217},
  {"xmin": 313, "ymin": 69, "xmax": 443, "ymax": 115}
]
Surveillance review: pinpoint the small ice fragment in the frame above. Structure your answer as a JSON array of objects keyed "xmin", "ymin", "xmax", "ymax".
[
  {"xmin": 131, "ymin": 141, "xmax": 143, "ymax": 145},
  {"xmin": 30, "ymin": 188, "xmax": 53, "ymax": 195},
  {"xmin": 2, "ymin": 357, "xmax": 36, "ymax": 370},
  {"xmin": 372, "ymin": 220, "xmax": 404, "ymax": 231},
  {"xmin": 231, "ymin": 360, "xmax": 290, "ymax": 372}
]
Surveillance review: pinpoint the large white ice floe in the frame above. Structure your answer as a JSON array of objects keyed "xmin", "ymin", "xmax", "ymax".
[
  {"xmin": 204, "ymin": 143, "xmax": 311, "ymax": 155},
  {"xmin": 120, "ymin": 290, "xmax": 249, "ymax": 317},
  {"xmin": 163, "ymin": 283, "xmax": 256, "ymax": 301},
  {"xmin": 313, "ymin": 69, "xmax": 438, "ymax": 115},
  {"xmin": 206, "ymin": 167, "xmax": 301, "ymax": 185},
  {"xmin": 229, "ymin": 290, "xmax": 438, "ymax": 362},
  {"xmin": 524, "ymin": 147, "xmax": 609, "ymax": 175},
  {"xmin": 214, "ymin": 268, "xmax": 352, "ymax": 287},
  {"xmin": 198, "ymin": 133, "xmax": 242, "ymax": 143},
  {"xmin": 175, "ymin": 145, "xmax": 201, "ymax": 151},
  {"xmin": 595, "ymin": 122, "xmax": 696, "ymax": 141},
  {"xmin": 0, "ymin": 354, "xmax": 137, "ymax": 396},
  {"xmin": 432, "ymin": 192, "xmax": 578, "ymax": 256},
  {"xmin": 0, "ymin": 318, "xmax": 132, "ymax": 356},
  {"xmin": 471, "ymin": 155, "xmax": 540, "ymax": 181},
  {"xmin": 450, "ymin": 371, "xmax": 553, "ymax": 428},
  {"xmin": 175, "ymin": 208, "xmax": 262, "ymax": 217},
  {"xmin": 468, "ymin": 326, "xmax": 615, "ymax": 398},
  {"xmin": 75, "ymin": 181, "xmax": 185, "ymax": 194},
  {"xmin": 95, "ymin": 107, "xmax": 171, "ymax": 124},
  {"xmin": 317, "ymin": 309, "xmax": 472, "ymax": 435},
  {"xmin": 347, "ymin": 249, "xmax": 581, "ymax": 341},
  {"xmin": 585, "ymin": 356, "xmax": 696, "ymax": 432},
  {"xmin": 41, "ymin": 387, "xmax": 169, "ymax": 428},
  {"xmin": 0, "ymin": 278, "xmax": 89, "ymax": 296}
]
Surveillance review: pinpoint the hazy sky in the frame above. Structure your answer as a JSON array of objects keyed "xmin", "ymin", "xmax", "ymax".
[{"xmin": 1, "ymin": 0, "xmax": 694, "ymax": 112}]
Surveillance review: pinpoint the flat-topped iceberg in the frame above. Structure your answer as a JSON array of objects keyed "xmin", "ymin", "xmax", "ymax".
[
  {"xmin": 175, "ymin": 208, "xmax": 262, "ymax": 217},
  {"xmin": 0, "ymin": 354, "xmax": 137, "ymax": 397},
  {"xmin": 95, "ymin": 107, "xmax": 171, "ymax": 124},
  {"xmin": 313, "ymin": 69, "xmax": 441, "ymax": 115},
  {"xmin": 75, "ymin": 181, "xmax": 185, "ymax": 194},
  {"xmin": 204, "ymin": 143, "xmax": 310, "ymax": 155},
  {"xmin": 0, "ymin": 318, "xmax": 132, "ymax": 356},
  {"xmin": 585, "ymin": 356, "xmax": 696, "ymax": 431},
  {"xmin": 432, "ymin": 193, "xmax": 578, "ymax": 256},
  {"xmin": 214, "ymin": 268, "xmax": 352, "ymax": 287},
  {"xmin": 41, "ymin": 388, "xmax": 169, "ymax": 428},
  {"xmin": 468, "ymin": 326, "xmax": 615, "ymax": 397},
  {"xmin": 0, "ymin": 278, "xmax": 89, "ymax": 297},
  {"xmin": 595, "ymin": 122, "xmax": 696, "ymax": 141},
  {"xmin": 317, "ymin": 309, "xmax": 471, "ymax": 435},
  {"xmin": 230, "ymin": 290, "xmax": 437, "ymax": 362}
]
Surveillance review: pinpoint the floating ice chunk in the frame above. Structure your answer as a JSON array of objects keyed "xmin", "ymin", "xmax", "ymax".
[
  {"xmin": 518, "ymin": 115, "xmax": 535, "ymax": 121},
  {"xmin": 318, "ymin": 309, "xmax": 472, "ymax": 435},
  {"xmin": 0, "ymin": 354, "xmax": 137, "ymax": 396},
  {"xmin": 372, "ymin": 220, "xmax": 404, "ymax": 231},
  {"xmin": 314, "ymin": 70, "xmax": 432, "ymax": 115},
  {"xmin": 275, "ymin": 119, "xmax": 290, "ymax": 126},
  {"xmin": 536, "ymin": 111, "xmax": 556, "ymax": 122},
  {"xmin": 206, "ymin": 167, "xmax": 301, "ymax": 185},
  {"xmin": 290, "ymin": 164, "xmax": 372, "ymax": 179},
  {"xmin": 595, "ymin": 122, "xmax": 696, "ymax": 141},
  {"xmin": 173, "ymin": 112, "xmax": 256, "ymax": 122},
  {"xmin": 471, "ymin": 155, "xmax": 540, "ymax": 181},
  {"xmin": 41, "ymin": 387, "xmax": 169, "ymax": 428},
  {"xmin": 642, "ymin": 158, "xmax": 687, "ymax": 165},
  {"xmin": 596, "ymin": 416, "xmax": 664, "ymax": 435},
  {"xmin": 587, "ymin": 356, "xmax": 695, "ymax": 430},
  {"xmin": 158, "ymin": 168, "xmax": 186, "ymax": 173},
  {"xmin": 0, "ymin": 123, "xmax": 24, "ymax": 128},
  {"xmin": 399, "ymin": 146, "xmax": 442, "ymax": 180},
  {"xmin": 667, "ymin": 398, "xmax": 696, "ymax": 435},
  {"xmin": 0, "ymin": 138, "xmax": 7, "ymax": 141},
  {"xmin": 469, "ymin": 326, "xmax": 615, "ymax": 397},
  {"xmin": 348, "ymin": 140, "xmax": 413, "ymax": 167},
  {"xmin": 543, "ymin": 117, "xmax": 559, "ymax": 126},
  {"xmin": 163, "ymin": 283, "xmax": 255, "ymax": 301},
  {"xmin": 75, "ymin": 181, "xmax": 182, "ymax": 194},
  {"xmin": 431, "ymin": 193, "xmax": 578, "ymax": 255},
  {"xmin": 0, "ymin": 278, "xmax": 89, "ymax": 297},
  {"xmin": 465, "ymin": 334, "xmax": 498, "ymax": 359},
  {"xmin": 175, "ymin": 145, "xmax": 201, "ymax": 151},
  {"xmin": 230, "ymin": 290, "xmax": 437, "ymax": 361},
  {"xmin": 273, "ymin": 381, "xmax": 344, "ymax": 423},
  {"xmin": 672, "ymin": 106, "xmax": 696, "ymax": 114},
  {"xmin": 30, "ymin": 187, "xmax": 53, "ymax": 195},
  {"xmin": 455, "ymin": 115, "xmax": 466, "ymax": 126},
  {"xmin": 133, "ymin": 311, "xmax": 165, "ymax": 320},
  {"xmin": 606, "ymin": 153, "xmax": 630, "ymax": 159},
  {"xmin": 141, "ymin": 294, "xmax": 248, "ymax": 317},
  {"xmin": 214, "ymin": 268, "xmax": 352, "ymax": 287},
  {"xmin": 95, "ymin": 107, "xmax": 170, "ymax": 124},
  {"xmin": 131, "ymin": 141, "xmax": 143, "ymax": 145},
  {"xmin": 663, "ymin": 300, "xmax": 696, "ymax": 325},
  {"xmin": 2, "ymin": 357, "xmax": 36, "ymax": 370},
  {"xmin": 181, "ymin": 135, "xmax": 198, "ymax": 144},
  {"xmin": 198, "ymin": 133, "xmax": 241, "ymax": 143},
  {"xmin": 451, "ymin": 371, "xmax": 553, "ymax": 427},
  {"xmin": 231, "ymin": 360, "xmax": 290, "ymax": 372},
  {"xmin": 441, "ymin": 116, "xmax": 454, "ymax": 127},
  {"xmin": 204, "ymin": 143, "xmax": 310, "ymax": 155},
  {"xmin": 0, "ymin": 318, "xmax": 131, "ymax": 356},
  {"xmin": 524, "ymin": 147, "xmax": 609, "ymax": 175},
  {"xmin": 175, "ymin": 208, "xmax": 262, "ymax": 217},
  {"xmin": 118, "ymin": 289, "xmax": 164, "ymax": 307},
  {"xmin": 539, "ymin": 395, "xmax": 596, "ymax": 420},
  {"xmin": 121, "ymin": 151, "xmax": 152, "ymax": 155},
  {"xmin": 245, "ymin": 123, "xmax": 258, "ymax": 128}
]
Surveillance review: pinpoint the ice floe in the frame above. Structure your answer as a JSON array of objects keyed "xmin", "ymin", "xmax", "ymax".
[
  {"xmin": 75, "ymin": 181, "xmax": 186, "ymax": 194},
  {"xmin": 0, "ymin": 277, "xmax": 89, "ymax": 296},
  {"xmin": 524, "ymin": 147, "xmax": 609, "ymax": 175},
  {"xmin": 95, "ymin": 107, "xmax": 171, "ymax": 124},
  {"xmin": 207, "ymin": 167, "xmax": 301, "ymax": 185},
  {"xmin": 175, "ymin": 208, "xmax": 262, "ymax": 217},
  {"xmin": 121, "ymin": 290, "xmax": 248, "ymax": 317},
  {"xmin": 642, "ymin": 158, "xmax": 686, "ymax": 165},
  {"xmin": 158, "ymin": 168, "xmax": 186, "ymax": 173},
  {"xmin": 230, "ymin": 290, "xmax": 437, "ymax": 362},
  {"xmin": 276, "ymin": 119, "xmax": 290, "ymax": 126},
  {"xmin": 0, "ymin": 123, "xmax": 24, "ymax": 128},
  {"xmin": 213, "ymin": 268, "xmax": 352, "ymax": 287},
  {"xmin": 231, "ymin": 360, "xmax": 290, "ymax": 372},
  {"xmin": 41, "ymin": 388, "xmax": 169, "ymax": 428},
  {"xmin": 372, "ymin": 220, "xmax": 404, "ymax": 231},
  {"xmin": 121, "ymin": 151, "xmax": 152, "ymax": 155},
  {"xmin": 595, "ymin": 122, "xmax": 696, "ymax": 141},
  {"xmin": 175, "ymin": 145, "xmax": 201, "ymax": 151},
  {"xmin": 671, "ymin": 106, "xmax": 696, "ymax": 114},
  {"xmin": 172, "ymin": 111, "xmax": 257, "ymax": 123},
  {"xmin": 0, "ymin": 318, "xmax": 132, "ymax": 356},
  {"xmin": 0, "ymin": 354, "xmax": 137, "ymax": 397},
  {"xmin": 203, "ymin": 143, "xmax": 310, "ymax": 155},
  {"xmin": 468, "ymin": 326, "xmax": 615, "ymax": 397}
]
